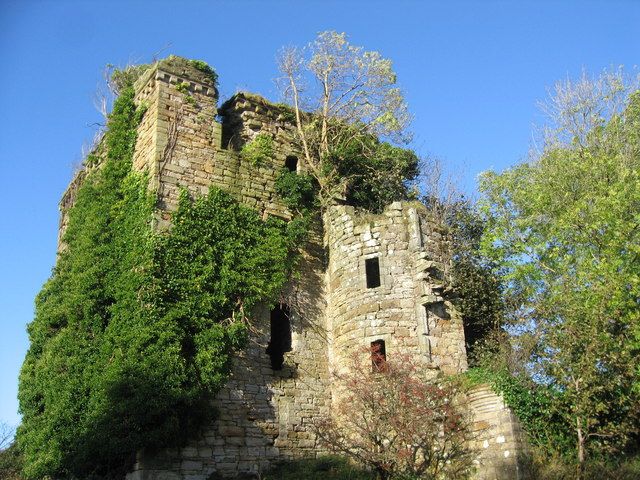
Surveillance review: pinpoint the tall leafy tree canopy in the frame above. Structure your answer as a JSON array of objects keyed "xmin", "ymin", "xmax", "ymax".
[{"xmin": 479, "ymin": 75, "xmax": 640, "ymax": 466}]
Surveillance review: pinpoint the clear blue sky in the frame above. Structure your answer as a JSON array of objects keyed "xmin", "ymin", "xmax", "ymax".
[{"xmin": 0, "ymin": 0, "xmax": 638, "ymax": 430}]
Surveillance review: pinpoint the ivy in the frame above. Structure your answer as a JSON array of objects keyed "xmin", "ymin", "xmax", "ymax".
[
  {"xmin": 465, "ymin": 368, "xmax": 574, "ymax": 456},
  {"xmin": 18, "ymin": 81, "xmax": 295, "ymax": 479},
  {"xmin": 275, "ymin": 168, "xmax": 317, "ymax": 212},
  {"xmin": 241, "ymin": 133, "xmax": 274, "ymax": 166},
  {"xmin": 187, "ymin": 59, "xmax": 218, "ymax": 87}
]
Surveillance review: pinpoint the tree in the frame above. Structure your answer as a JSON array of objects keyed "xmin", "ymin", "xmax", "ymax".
[
  {"xmin": 0, "ymin": 422, "xmax": 14, "ymax": 451},
  {"xmin": 479, "ymin": 70, "xmax": 640, "ymax": 475},
  {"xmin": 278, "ymin": 31, "xmax": 418, "ymax": 210},
  {"xmin": 445, "ymin": 200, "xmax": 505, "ymax": 357},
  {"xmin": 419, "ymin": 159, "xmax": 505, "ymax": 358},
  {"xmin": 315, "ymin": 350, "xmax": 474, "ymax": 480},
  {"xmin": 0, "ymin": 422, "xmax": 22, "ymax": 480}
]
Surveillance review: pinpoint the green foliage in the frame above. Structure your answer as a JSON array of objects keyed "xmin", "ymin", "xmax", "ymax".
[
  {"xmin": 187, "ymin": 59, "xmax": 218, "ymax": 87},
  {"xmin": 262, "ymin": 456, "xmax": 373, "ymax": 480},
  {"xmin": 18, "ymin": 86, "xmax": 296, "ymax": 479},
  {"xmin": 325, "ymin": 131, "xmax": 419, "ymax": 212},
  {"xmin": 479, "ymin": 89, "xmax": 640, "ymax": 462},
  {"xmin": 241, "ymin": 133, "xmax": 274, "ymax": 166},
  {"xmin": 175, "ymin": 81, "xmax": 190, "ymax": 94},
  {"xmin": 442, "ymin": 202, "xmax": 505, "ymax": 354},
  {"xmin": 108, "ymin": 63, "xmax": 150, "ymax": 94},
  {"xmin": 274, "ymin": 102, "xmax": 296, "ymax": 123},
  {"xmin": 275, "ymin": 168, "xmax": 317, "ymax": 212},
  {"xmin": 521, "ymin": 451, "xmax": 640, "ymax": 480},
  {"xmin": 465, "ymin": 368, "xmax": 573, "ymax": 455},
  {"xmin": 278, "ymin": 32, "xmax": 415, "ymax": 210},
  {"xmin": 273, "ymin": 168, "xmax": 319, "ymax": 252},
  {"xmin": 175, "ymin": 82, "xmax": 196, "ymax": 106},
  {"xmin": 0, "ymin": 444, "xmax": 24, "ymax": 480},
  {"xmin": 18, "ymin": 86, "xmax": 154, "ymax": 479}
]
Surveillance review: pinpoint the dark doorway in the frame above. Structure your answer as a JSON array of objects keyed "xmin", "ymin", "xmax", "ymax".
[
  {"xmin": 285, "ymin": 155, "xmax": 298, "ymax": 172},
  {"xmin": 266, "ymin": 304, "xmax": 292, "ymax": 370}
]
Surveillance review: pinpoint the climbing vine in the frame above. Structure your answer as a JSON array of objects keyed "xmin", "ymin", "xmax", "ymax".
[
  {"xmin": 17, "ymin": 70, "xmax": 295, "ymax": 479},
  {"xmin": 241, "ymin": 133, "xmax": 274, "ymax": 165},
  {"xmin": 465, "ymin": 368, "xmax": 573, "ymax": 456}
]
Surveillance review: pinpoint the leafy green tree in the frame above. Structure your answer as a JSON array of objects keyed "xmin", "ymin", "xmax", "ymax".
[
  {"xmin": 479, "ymin": 72, "xmax": 640, "ymax": 473},
  {"xmin": 444, "ymin": 201, "xmax": 505, "ymax": 356},
  {"xmin": 278, "ymin": 31, "xmax": 418, "ymax": 210}
]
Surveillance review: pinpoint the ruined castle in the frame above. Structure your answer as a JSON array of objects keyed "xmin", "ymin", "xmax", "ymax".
[{"xmin": 59, "ymin": 57, "xmax": 527, "ymax": 480}]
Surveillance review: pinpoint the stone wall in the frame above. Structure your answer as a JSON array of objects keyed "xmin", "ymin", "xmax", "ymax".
[
  {"xmin": 126, "ymin": 58, "xmax": 331, "ymax": 480},
  {"xmin": 324, "ymin": 202, "xmax": 468, "ymax": 378},
  {"xmin": 468, "ymin": 385, "xmax": 529, "ymax": 480}
]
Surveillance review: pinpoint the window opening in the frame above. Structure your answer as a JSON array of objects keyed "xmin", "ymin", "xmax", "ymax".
[
  {"xmin": 365, "ymin": 257, "xmax": 381, "ymax": 288},
  {"xmin": 416, "ymin": 216, "xmax": 424, "ymax": 248},
  {"xmin": 285, "ymin": 155, "xmax": 298, "ymax": 173},
  {"xmin": 423, "ymin": 304, "xmax": 433, "ymax": 362},
  {"xmin": 266, "ymin": 304, "xmax": 292, "ymax": 370},
  {"xmin": 371, "ymin": 339, "xmax": 387, "ymax": 371}
]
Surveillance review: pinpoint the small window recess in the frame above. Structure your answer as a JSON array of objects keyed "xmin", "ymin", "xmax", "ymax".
[
  {"xmin": 285, "ymin": 155, "xmax": 298, "ymax": 173},
  {"xmin": 371, "ymin": 339, "xmax": 387, "ymax": 371},
  {"xmin": 266, "ymin": 304, "xmax": 292, "ymax": 370},
  {"xmin": 365, "ymin": 257, "xmax": 381, "ymax": 289}
]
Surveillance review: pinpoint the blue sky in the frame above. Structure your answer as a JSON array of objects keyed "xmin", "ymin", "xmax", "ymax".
[{"xmin": 0, "ymin": 0, "xmax": 638, "ymax": 430}]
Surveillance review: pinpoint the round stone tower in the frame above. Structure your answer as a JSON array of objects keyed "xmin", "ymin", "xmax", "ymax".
[{"xmin": 324, "ymin": 201, "xmax": 468, "ymax": 377}]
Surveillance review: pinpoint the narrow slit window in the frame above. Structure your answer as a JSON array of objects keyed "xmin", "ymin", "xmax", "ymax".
[
  {"xmin": 371, "ymin": 339, "xmax": 387, "ymax": 371},
  {"xmin": 365, "ymin": 257, "xmax": 381, "ymax": 288},
  {"xmin": 423, "ymin": 304, "xmax": 434, "ymax": 362},
  {"xmin": 266, "ymin": 304, "xmax": 292, "ymax": 370},
  {"xmin": 423, "ymin": 304, "xmax": 431, "ymax": 335},
  {"xmin": 285, "ymin": 155, "xmax": 298, "ymax": 173}
]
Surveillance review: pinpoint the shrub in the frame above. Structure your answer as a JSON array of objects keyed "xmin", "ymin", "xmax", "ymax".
[
  {"xmin": 316, "ymin": 351, "xmax": 474, "ymax": 480},
  {"xmin": 241, "ymin": 133, "xmax": 274, "ymax": 165}
]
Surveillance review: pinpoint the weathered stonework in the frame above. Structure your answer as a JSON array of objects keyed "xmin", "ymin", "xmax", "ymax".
[
  {"xmin": 468, "ymin": 385, "xmax": 529, "ymax": 479},
  {"xmin": 325, "ymin": 202, "xmax": 467, "ymax": 379},
  {"xmin": 59, "ymin": 57, "xmax": 528, "ymax": 480}
]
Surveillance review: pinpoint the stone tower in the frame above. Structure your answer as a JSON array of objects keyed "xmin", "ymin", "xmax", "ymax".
[{"xmin": 59, "ymin": 57, "xmax": 528, "ymax": 480}]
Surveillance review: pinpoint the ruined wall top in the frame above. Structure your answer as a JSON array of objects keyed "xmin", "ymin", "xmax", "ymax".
[{"xmin": 134, "ymin": 55, "xmax": 219, "ymax": 101}]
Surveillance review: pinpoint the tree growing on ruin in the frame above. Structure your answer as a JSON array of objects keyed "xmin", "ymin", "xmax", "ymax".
[
  {"xmin": 278, "ymin": 31, "xmax": 419, "ymax": 211},
  {"xmin": 479, "ymin": 69, "xmax": 640, "ymax": 475},
  {"xmin": 315, "ymin": 350, "xmax": 474, "ymax": 480}
]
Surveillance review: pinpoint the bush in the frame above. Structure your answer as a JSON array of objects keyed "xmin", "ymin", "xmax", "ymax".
[
  {"xmin": 316, "ymin": 351, "xmax": 474, "ymax": 480},
  {"xmin": 0, "ymin": 444, "xmax": 23, "ymax": 480}
]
